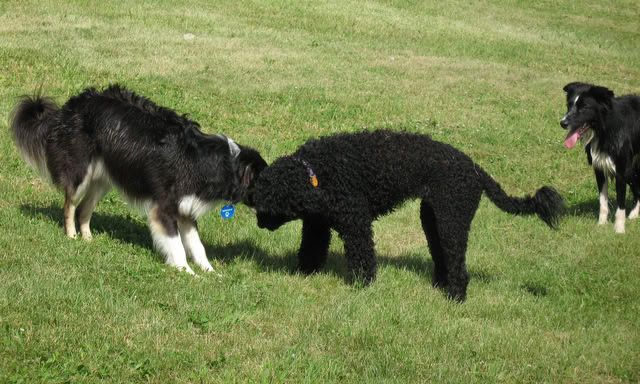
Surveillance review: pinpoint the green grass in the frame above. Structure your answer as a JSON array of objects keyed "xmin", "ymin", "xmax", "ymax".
[{"xmin": 1, "ymin": 0, "xmax": 639, "ymax": 382}]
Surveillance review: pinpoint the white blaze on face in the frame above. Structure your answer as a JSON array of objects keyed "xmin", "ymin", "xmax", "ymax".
[{"xmin": 563, "ymin": 95, "xmax": 584, "ymax": 149}]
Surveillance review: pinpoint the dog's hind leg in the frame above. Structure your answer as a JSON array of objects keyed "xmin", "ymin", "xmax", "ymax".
[
  {"xmin": 178, "ymin": 217, "xmax": 214, "ymax": 272},
  {"xmin": 61, "ymin": 160, "xmax": 95, "ymax": 239},
  {"xmin": 335, "ymin": 217, "xmax": 376, "ymax": 286},
  {"xmin": 149, "ymin": 204, "xmax": 194, "ymax": 274},
  {"xmin": 63, "ymin": 194, "xmax": 78, "ymax": 239},
  {"xmin": 298, "ymin": 217, "xmax": 331, "ymax": 274},
  {"xmin": 420, "ymin": 201, "xmax": 447, "ymax": 289},
  {"xmin": 427, "ymin": 188, "xmax": 481, "ymax": 302},
  {"xmin": 76, "ymin": 181, "xmax": 110, "ymax": 240},
  {"xmin": 435, "ymin": 212, "xmax": 474, "ymax": 302},
  {"xmin": 63, "ymin": 181, "xmax": 87, "ymax": 239}
]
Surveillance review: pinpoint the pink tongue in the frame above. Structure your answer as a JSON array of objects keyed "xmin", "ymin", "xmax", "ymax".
[{"xmin": 564, "ymin": 131, "xmax": 580, "ymax": 149}]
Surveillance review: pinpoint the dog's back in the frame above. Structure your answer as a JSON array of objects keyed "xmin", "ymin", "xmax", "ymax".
[
  {"xmin": 291, "ymin": 130, "xmax": 559, "ymax": 224},
  {"xmin": 296, "ymin": 130, "xmax": 475, "ymax": 198},
  {"xmin": 54, "ymin": 86, "xmax": 235, "ymax": 199},
  {"xmin": 63, "ymin": 85, "xmax": 204, "ymax": 150}
]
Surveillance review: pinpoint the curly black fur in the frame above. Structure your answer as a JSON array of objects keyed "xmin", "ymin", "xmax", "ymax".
[{"xmin": 254, "ymin": 130, "xmax": 564, "ymax": 301}]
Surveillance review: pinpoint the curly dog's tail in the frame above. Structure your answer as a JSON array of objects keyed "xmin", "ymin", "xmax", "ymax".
[
  {"xmin": 9, "ymin": 94, "xmax": 58, "ymax": 180},
  {"xmin": 478, "ymin": 167, "xmax": 564, "ymax": 228}
]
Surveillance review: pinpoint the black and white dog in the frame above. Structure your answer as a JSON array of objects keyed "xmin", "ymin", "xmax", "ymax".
[
  {"xmin": 10, "ymin": 85, "xmax": 267, "ymax": 273},
  {"xmin": 561, "ymin": 82, "xmax": 640, "ymax": 233}
]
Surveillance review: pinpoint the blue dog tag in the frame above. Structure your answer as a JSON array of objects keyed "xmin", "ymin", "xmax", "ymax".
[{"xmin": 220, "ymin": 205, "xmax": 235, "ymax": 219}]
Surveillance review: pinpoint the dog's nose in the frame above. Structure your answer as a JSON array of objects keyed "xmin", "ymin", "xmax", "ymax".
[{"xmin": 560, "ymin": 118, "xmax": 568, "ymax": 129}]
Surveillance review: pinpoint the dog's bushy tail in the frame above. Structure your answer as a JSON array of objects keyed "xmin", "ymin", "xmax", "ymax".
[
  {"xmin": 9, "ymin": 94, "xmax": 58, "ymax": 179},
  {"xmin": 479, "ymin": 167, "xmax": 564, "ymax": 228}
]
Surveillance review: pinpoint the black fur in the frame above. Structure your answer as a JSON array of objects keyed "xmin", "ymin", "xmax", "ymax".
[
  {"xmin": 253, "ymin": 130, "xmax": 563, "ymax": 301},
  {"xmin": 10, "ymin": 84, "xmax": 267, "ymax": 272},
  {"xmin": 560, "ymin": 82, "xmax": 640, "ymax": 233}
]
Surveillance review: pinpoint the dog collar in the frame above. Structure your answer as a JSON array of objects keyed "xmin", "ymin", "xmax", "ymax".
[{"xmin": 296, "ymin": 158, "xmax": 319, "ymax": 188}]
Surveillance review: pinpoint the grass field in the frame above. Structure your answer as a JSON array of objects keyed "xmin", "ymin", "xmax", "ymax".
[{"xmin": 1, "ymin": 1, "xmax": 639, "ymax": 382}]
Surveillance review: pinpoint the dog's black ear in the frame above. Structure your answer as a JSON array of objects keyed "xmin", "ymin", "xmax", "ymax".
[
  {"xmin": 588, "ymin": 86, "xmax": 614, "ymax": 108},
  {"xmin": 182, "ymin": 124, "xmax": 208, "ymax": 153},
  {"xmin": 238, "ymin": 148, "xmax": 268, "ymax": 187},
  {"xmin": 240, "ymin": 164, "xmax": 255, "ymax": 188},
  {"xmin": 563, "ymin": 82, "xmax": 584, "ymax": 93}
]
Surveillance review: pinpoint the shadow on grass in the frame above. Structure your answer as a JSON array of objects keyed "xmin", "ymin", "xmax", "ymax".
[
  {"xmin": 20, "ymin": 203, "xmax": 152, "ymax": 249},
  {"xmin": 380, "ymin": 252, "xmax": 494, "ymax": 284},
  {"xmin": 19, "ymin": 203, "xmax": 493, "ymax": 288},
  {"xmin": 567, "ymin": 197, "xmax": 640, "ymax": 219},
  {"xmin": 520, "ymin": 281, "xmax": 549, "ymax": 297},
  {"xmin": 204, "ymin": 240, "xmax": 298, "ymax": 274},
  {"xmin": 19, "ymin": 203, "xmax": 321, "ymax": 276},
  {"xmin": 566, "ymin": 199, "xmax": 599, "ymax": 218},
  {"xmin": 20, "ymin": 203, "xmax": 292, "ymax": 273}
]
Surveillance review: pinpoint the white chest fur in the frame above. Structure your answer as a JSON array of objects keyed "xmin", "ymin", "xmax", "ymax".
[{"xmin": 590, "ymin": 139, "xmax": 616, "ymax": 177}]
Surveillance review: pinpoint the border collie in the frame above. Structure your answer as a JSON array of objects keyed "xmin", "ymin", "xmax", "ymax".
[
  {"xmin": 253, "ymin": 130, "xmax": 563, "ymax": 301},
  {"xmin": 561, "ymin": 82, "xmax": 640, "ymax": 233},
  {"xmin": 10, "ymin": 85, "xmax": 267, "ymax": 273}
]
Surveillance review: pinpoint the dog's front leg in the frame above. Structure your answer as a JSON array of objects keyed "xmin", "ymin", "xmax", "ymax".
[
  {"xmin": 335, "ymin": 218, "xmax": 376, "ymax": 285},
  {"xmin": 614, "ymin": 171, "xmax": 627, "ymax": 234},
  {"xmin": 595, "ymin": 169, "xmax": 609, "ymax": 225},
  {"xmin": 178, "ymin": 217, "xmax": 214, "ymax": 272},
  {"xmin": 298, "ymin": 217, "xmax": 331, "ymax": 274},
  {"xmin": 148, "ymin": 205, "xmax": 195, "ymax": 274}
]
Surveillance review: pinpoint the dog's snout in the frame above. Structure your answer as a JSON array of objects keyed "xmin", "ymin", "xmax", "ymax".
[{"xmin": 560, "ymin": 118, "xmax": 569, "ymax": 129}]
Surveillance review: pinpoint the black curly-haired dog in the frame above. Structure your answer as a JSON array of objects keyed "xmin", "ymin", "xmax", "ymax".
[{"xmin": 254, "ymin": 130, "xmax": 563, "ymax": 301}]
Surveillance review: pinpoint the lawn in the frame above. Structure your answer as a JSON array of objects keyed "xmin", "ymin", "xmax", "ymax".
[{"xmin": 1, "ymin": 1, "xmax": 639, "ymax": 382}]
